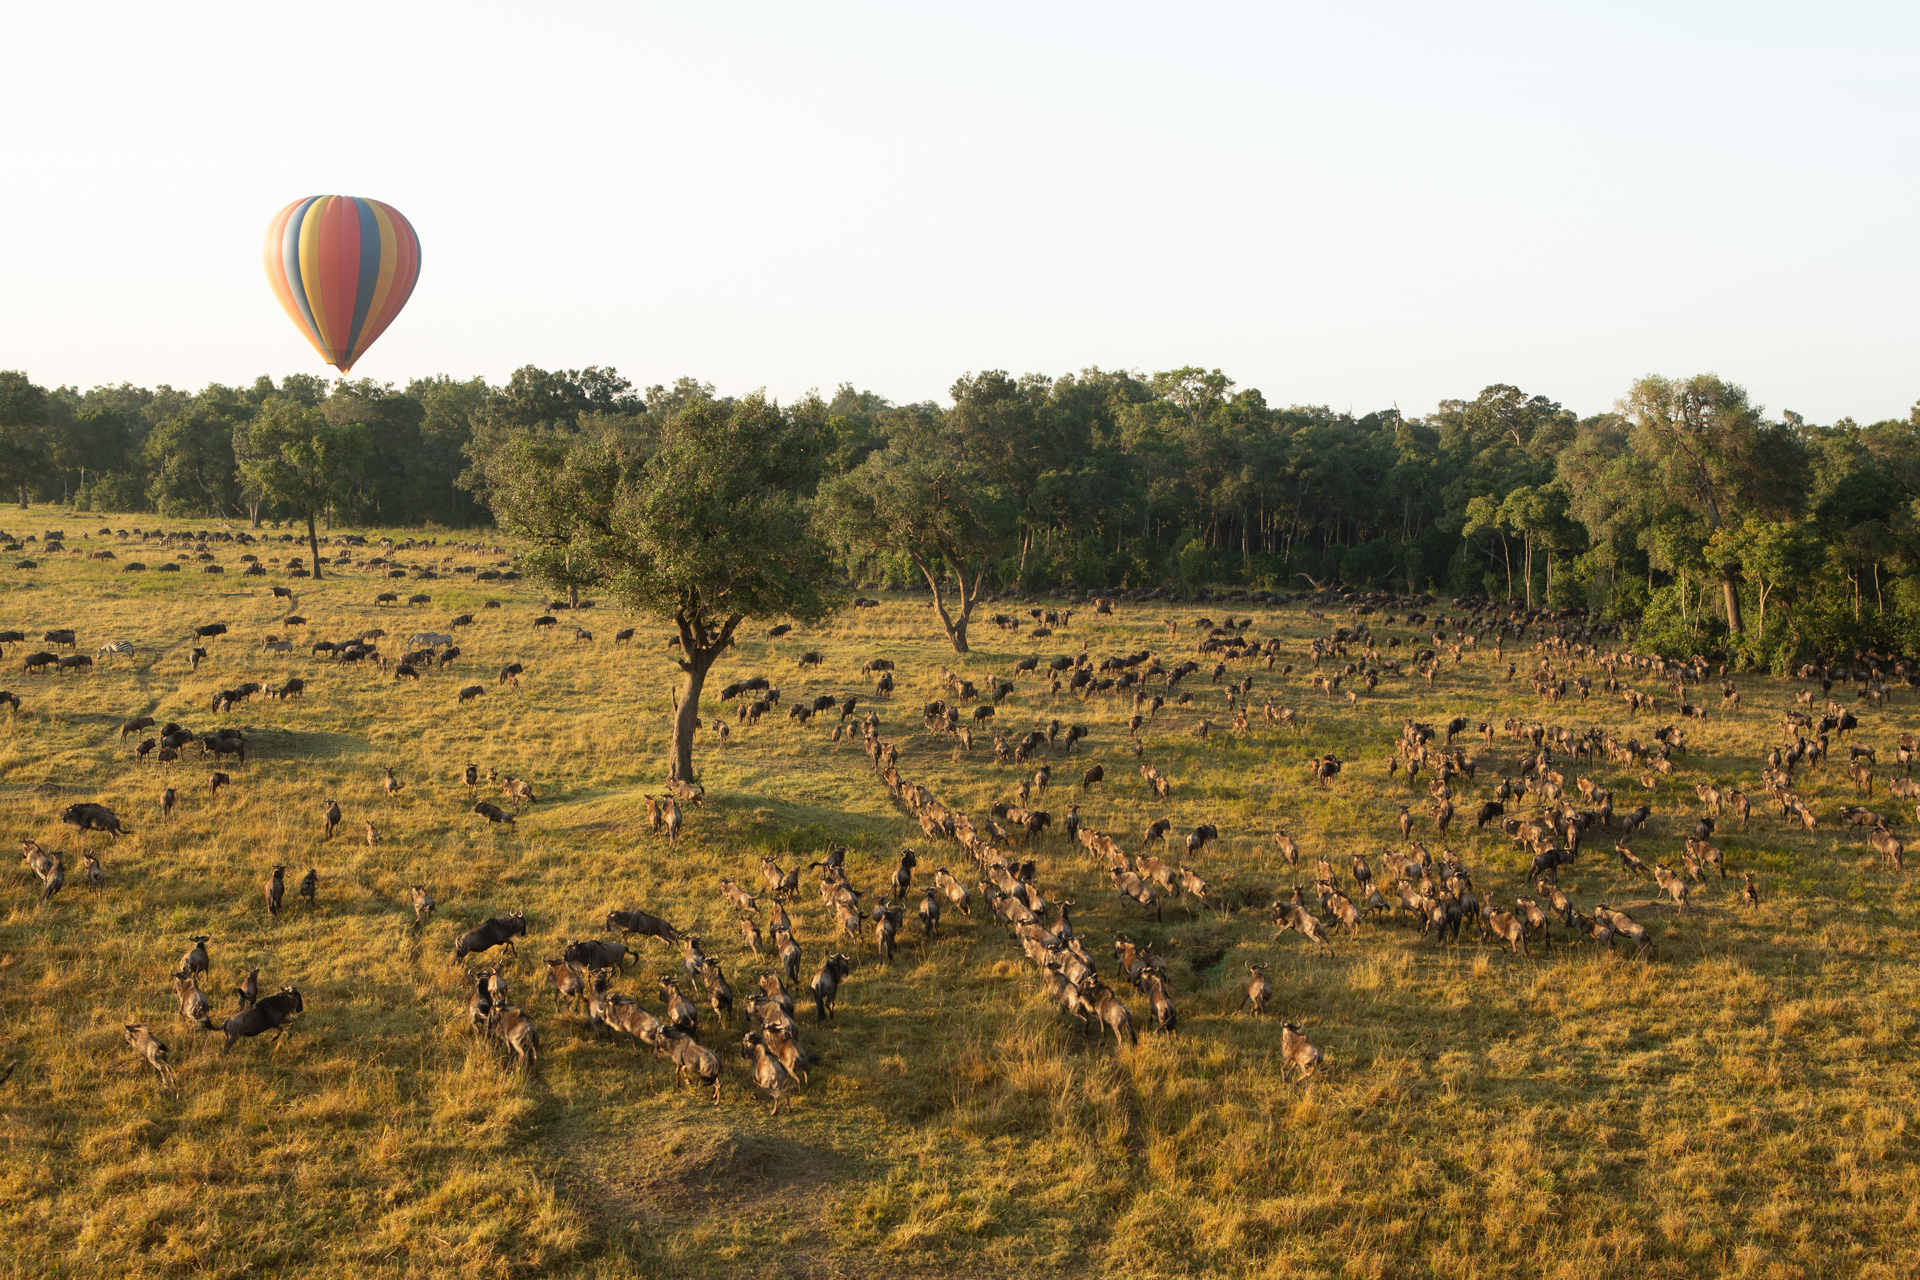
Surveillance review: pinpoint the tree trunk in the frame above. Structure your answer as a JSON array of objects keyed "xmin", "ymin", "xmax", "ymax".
[
  {"xmin": 669, "ymin": 650, "xmax": 715, "ymax": 783},
  {"xmin": 913, "ymin": 550, "xmax": 981, "ymax": 653},
  {"xmin": 668, "ymin": 611, "xmax": 741, "ymax": 782},
  {"xmin": 1721, "ymin": 571, "xmax": 1744, "ymax": 635},
  {"xmin": 1523, "ymin": 534, "xmax": 1533, "ymax": 609},
  {"xmin": 249, "ymin": 502, "xmax": 261, "ymax": 529},
  {"xmin": 306, "ymin": 510, "xmax": 324, "ymax": 579}
]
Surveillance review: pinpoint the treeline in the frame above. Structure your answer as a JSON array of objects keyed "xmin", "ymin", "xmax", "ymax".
[{"xmin": 1, "ymin": 363, "xmax": 1916, "ymax": 667}]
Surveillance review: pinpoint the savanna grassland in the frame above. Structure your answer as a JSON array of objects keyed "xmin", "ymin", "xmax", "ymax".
[{"xmin": 1, "ymin": 520, "xmax": 1918, "ymax": 1280}]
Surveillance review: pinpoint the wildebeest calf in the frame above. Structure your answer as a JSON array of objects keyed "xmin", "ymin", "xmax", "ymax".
[{"xmin": 125, "ymin": 1023, "xmax": 175, "ymax": 1083}]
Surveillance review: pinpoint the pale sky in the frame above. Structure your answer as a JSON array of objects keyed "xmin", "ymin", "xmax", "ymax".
[{"xmin": 4, "ymin": 2, "xmax": 1916, "ymax": 423}]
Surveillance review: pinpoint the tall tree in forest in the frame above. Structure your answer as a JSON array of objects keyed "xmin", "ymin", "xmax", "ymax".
[
  {"xmin": 0, "ymin": 370, "xmax": 52, "ymax": 508},
  {"xmin": 462, "ymin": 365, "xmax": 643, "ymax": 504},
  {"xmin": 947, "ymin": 370, "xmax": 1064, "ymax": 575},
  {"xmin": 1622, "ymin": 374, "xmax": 1806, "ymax": 635},
  {"xmin": 410, "ymin": 375, "xmax": 490, "ymax": 525}
]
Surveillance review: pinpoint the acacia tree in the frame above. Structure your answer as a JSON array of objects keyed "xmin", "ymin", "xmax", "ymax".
[
  {"xmin": 817, "ymin": 416, "xmax": 1014, "ymax": 653},
  {"xmin": 238, "ymin": 398, "xmax": 365, "ymax": 578},
  {"xmin": 491, "ymin": 394, "xmax": 835, "ymax": 784}
]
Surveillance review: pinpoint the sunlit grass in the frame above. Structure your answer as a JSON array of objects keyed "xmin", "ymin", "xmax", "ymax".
[{"xmin": 0, "ymin": 517, "xmax": 1917, "ymax": 1277}]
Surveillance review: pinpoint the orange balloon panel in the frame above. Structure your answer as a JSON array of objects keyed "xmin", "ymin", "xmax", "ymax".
[{"xmin": 263, "ymin": 195, "xmax": 421, "ymax": 373}]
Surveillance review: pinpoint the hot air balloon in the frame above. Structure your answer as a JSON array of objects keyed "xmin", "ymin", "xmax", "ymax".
[{"xmin": 263, "ymin": 195, "xmax": 421, "ymax": 374}]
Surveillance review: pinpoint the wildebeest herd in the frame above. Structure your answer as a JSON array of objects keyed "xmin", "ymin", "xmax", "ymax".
[{"xmin": 9, "ymin": 531, "xmax": 1916, "ymax": 1128}]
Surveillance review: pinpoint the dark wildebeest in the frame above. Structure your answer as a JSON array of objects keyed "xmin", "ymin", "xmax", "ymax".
[
  {"xmin": 452, "ymin": 912, "xmax": 528, "ymax": 964},
  {"xmin": 62, "ymin": 802, "xmax": 126, "ymax": 837},
  {"xmin": 811, "ymin": 953, "xmax": 854, "ymax": 1022},
  {"xmin": 562, "ymin": 938, "xmax": 635, "ymax": 971},
  {"xmin": 607, "ymin": 906, "xmax": 683, "ymax": 945},
  {"xmin": 217, "ymin": 987, "xmax": 305, "ymax": 1052},
  {"xmin": 890, "ymin": 848, "xmax": 917, "ymax": 902}
]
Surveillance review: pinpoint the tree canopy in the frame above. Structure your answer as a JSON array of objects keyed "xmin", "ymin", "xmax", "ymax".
[
  {"xmin": 9, "ymin": 359, "xmax": 1920, "ymax": 671},
  {"xmin": 487, "ymin": 390, "xmax": 835, "ymax": 782},
  {"xmin": 236, "ymin": 397, "xmax": 367, "ymax": 577},
  {"xmin": 817, "ymin": 407, "xmax": 1016, "ymax": 651}
]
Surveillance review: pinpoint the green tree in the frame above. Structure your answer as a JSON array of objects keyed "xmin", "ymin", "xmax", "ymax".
[
  {"xmin": 144, "ymin": 385, "xmax": 255, "ymax": 517},
  {"xmin": 489, "ymin": 394, "xmax": 835, "ymax": 784},
  {"xmin": 817, "ymin": 409, "xmax": 1015, "ymax": 652},
  {"xmin": 1713, "ymin": 517, "xmax": 1818, "ymax": 645},
  {"xmin": 1492, "ymin": 484, "xmax": 1581, "ymax": 607},
  {"xmin": 238, "ymin": 398, "xmax": 368, "ymax": 578},
  {"xmin": 326, "ymin": 381, "xmax": 429, "ymax": 525},
  {"xmin": 1622, "ymin": 374, "xmax": 1806, "ymax": 635},
  {"xmin": 486, "ymin": 434, "xmax": 619, "ymax": 608},
  {"xmin": 0, "ymin": 371, "xmax": 52, "ymax": 508},
  {"xmin": 947, "ymin": 370, "xmax": 1066, "ymax": 574},
  {"xmin": 462, "ymin": 365, "xmax": 643, "ymax": 504},
  {"xmin": 1460, "ymin": 493, "xmax": 1516, "ymax": 599},
  {"xmin": 409, "ymin": 375, "xmax": 491, "ymax": 525}
]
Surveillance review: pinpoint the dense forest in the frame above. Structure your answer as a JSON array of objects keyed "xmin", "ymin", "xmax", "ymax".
[{"xmin": 0, "ymin": 363, "xmax": 1914, "ymax": 669}]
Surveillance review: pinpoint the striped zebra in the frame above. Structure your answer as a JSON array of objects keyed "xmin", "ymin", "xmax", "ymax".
[{"xmin": 96, "ymin": 640, "xmax": 133, "ymax": 660}]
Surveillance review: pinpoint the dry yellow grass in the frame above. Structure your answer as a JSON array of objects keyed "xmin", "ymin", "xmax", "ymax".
[{"xmin": 1, "ymin": 517, "xmax": 1918, "ymax": 1279}]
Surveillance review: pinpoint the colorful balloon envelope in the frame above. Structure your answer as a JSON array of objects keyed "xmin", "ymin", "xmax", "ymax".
[{"xmin": 262, "ymin": 195, "xmax": 421, "ymax": 374}]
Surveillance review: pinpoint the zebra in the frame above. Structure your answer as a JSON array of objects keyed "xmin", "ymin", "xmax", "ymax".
[{"xmin": 95, "ymin": 640, "xmax": 134, "ymax": 660}]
